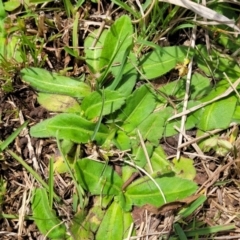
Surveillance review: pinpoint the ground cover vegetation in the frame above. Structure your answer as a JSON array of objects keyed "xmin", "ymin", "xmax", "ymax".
[{"xmin": 0, "ymin": 0, "xmax": 240, "ymax": 239}]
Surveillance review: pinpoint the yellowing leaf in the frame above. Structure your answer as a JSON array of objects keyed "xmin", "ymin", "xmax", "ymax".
[
  {"xmin": 38, "ymin": 93, "xmax": 81, "ymax": 112},
  {"xmin": 172, "ymin": 157, "xmax": 196, "ymax": 180}
]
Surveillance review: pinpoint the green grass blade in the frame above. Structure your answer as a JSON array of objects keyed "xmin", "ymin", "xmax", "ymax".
[
  {"xmin": 0, "ymin": 121, "xmax": 28, "ymax": 152},
  {"xmin": 91, "ymin": 88, "xmax": 105, "ymax": 141},
  {"xmin": 174, "ymin": 223, "xmax": 188, "ymax": 240},
  {"xmin": 75, "ymin": 0, "xmax": 84, "ymax": 8},
  {"xmin": 184, "ymin": 224, "xmax": 235, "ymax": 237},
  {"xmin": 178, "ymin": 195, "xmax": 207, "ymax": 218},
  {"xmin": 48, "ymin": 157, "xmax": 54, "ymax": 209},
  {"xmin": 111, "ymin": 0, "xmax": 139, "ymax": 16},
  {"xmin": 6, "ymin": 150, "xmax": 61, "ymax": 202},
  {"xmin": 0, "ymin": 0, "xmax": 7, "ymax": 20},
  {"xmin": 107, "ymin": 46, "xmax": 130, "ymax": 91},
  {"xmin": 62, "ymin": 0, "xmax": 74, "ymax": 17}
]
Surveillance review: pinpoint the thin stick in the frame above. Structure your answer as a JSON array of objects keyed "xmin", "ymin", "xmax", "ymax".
[
  {"xmin": 132, "ymin": 0, "xmax": 157, "ymax": 24},
  {"xmin": 137, "ymin": 130, "xmax": 153, "ymax": 174},
  {"xmin": 124, "ymin": 159, "xmax": 167, "ymax": 204},
  {"xmin": 168, "ymin": 78, "xmax": 240, "ymax": 121},
  {"xmin": 176, "ymin": 21, "xmax": 197, "ymax": 160},
  {"xmin": 126, "ymin": 223, "xmax": 134, "ymax": 240},
  {"xmin": 224, "ymin": 72, "xmax": 240, "ymax": 99},
  {"xmin": 91, "ymin": 3, "xmax": 114, "ymax": 47},
  {"xmin": 174, "ymin": 126, "xmax": 212, "ymax": 177},
  {"xmin": 202, "ymin": 0, "xmax": 212, "ymax": 60}
]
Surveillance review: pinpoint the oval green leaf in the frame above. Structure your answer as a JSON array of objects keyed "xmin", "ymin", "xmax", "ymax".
[
  {"xmin": 139, "ymin": 46, "xmax": 190, "ymax": 79},
  {"xmin": 38, "ymin": 93, "xmax": 81, "ymax": 113},
  {"xmin": 172, "ymin": 157, "xmax": 196, "ymax": 180},
  {"xmin": 197, "ymin": 95, "xmax": 237, "ymax": 131},
  {"xmin": 99, "ymin": 15, "xmax": 133, "ymax": 73},
  {"xmin": 136, "ymin": 108, "xmax": 172, "ymax": 146},
  {"xmin": 81, "ymin": 89, "xmax": 125, "ymax": 119},
  {"xmin": 31, "ymin": 188, "xmax": 66, "ymax": 239},
  {"xmin": 84, "ymin": 29, "xmax": 108, "ymax": 73},
  {"xmin": 75, "ymin": 158, "xmax": 123, "ymax": 195},
  {"xmin": 117, "ymin": 85, "xmax": 157, "ymax": 132},
  {"xmin": 30, "ymin": 113, "xmax": 109, "ymax": 144},
  {"xmin": 21, "ymin": 67, "xmax": 91, "ymax": 98},
  {"xmin": 125, "ymin": 176, "xmax": 198, "ymax": 207},
  {"xmin": 96, "ymin": 201, "xmax": 132, "ymax": 240}
]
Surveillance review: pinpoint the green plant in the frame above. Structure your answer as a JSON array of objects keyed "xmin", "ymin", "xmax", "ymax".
[
  {"xmin": 0, "ymin": 0, "xmax": 46, "ymax": 92},
  {"xmin": 18, "ymin": 7, "xmax": 240, "ymax": 240}
]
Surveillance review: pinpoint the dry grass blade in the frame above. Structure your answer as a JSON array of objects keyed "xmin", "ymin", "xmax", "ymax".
[
  {"xmin": 168, "ymin": 78, "xmax": 240, "ymax": 121},
  {"xmin": 124, "ymin": 159, "xmax": 167, "ymax": 204},
  {"xmin": 160, "ymin": 0, "xmax": 240, "ymax": 32},
  {"xmin": 137, "ymin": 130, "xmax": 153, "ymax": 174},
  {"xmin": 176, "ymin": 19, "xmax": 196, "ymax": 160}
]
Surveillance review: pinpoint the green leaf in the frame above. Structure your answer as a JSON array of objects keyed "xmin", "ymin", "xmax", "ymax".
[
  {"xmin": 85, "ymin": 15, "xmax": 133, "ymax": 86},
  {"xmin": 37, "ymin": 93, "xmax": 81, "ymax": 113},
  {"xmin": 189, "ymin": 73, "xmax": 212, "ymax": 99},
  {"xmin": 97, "ymin": 15, "xmax": 133, "ymax": 84},
  {"xmin": 149, "ymin": 149, "xmax": 196, "ymax": 179},
  {"xmin": 0, "ymin": 0, "xmax": 7, "ymax": 19},
  {"xmin": 172, "ymin": 157, "xmax": 196, "ymax": 180},
  {"xmin": 100, "ymin": 16, "xmax": 133, "ymax": 70},
  {"xmin": 30, "ymin": 113, "xmax": 109, "ymax": 144},
  {"xmin": 84, "ymin": 29, "xmax": 108, "ymax": 73},
  {"xmin": 113, "ymin": 130, "xmax": 131, "ymax": 151},
  {"xmin": 21, "ymin": 67, "xmax": 91, "ymax": 98},
  {"xmin": 125, "ymin": 176, "xmax": 198, "ymax": 207},
  {"xmin": 200, "ymin": 79, "xmax": 229, "ymax": 102},
  {"xmin": 75, "ymin": 159, "xmax": 123, "ymax": 195},
  {"xmin": 148, "ymin": 146, "xmax": 172, "ymax": 174},
  {"xmin": 139, "ymin": 46, "xmax": 190, "ymax": 79},
  {"xmin": 121, "ymin": 165, "xmax": 137, "ymax": 185},
  {"xmin": 82, "ymin": 89, "xmax": 125, "ymax": 119},
  {"xmin": 183, "ymin": 225, "xmax": 235, "ymax": 237},
  {"xmin": 111, "ymin": 69, "xmax": 137, "ymax": 97},
  {"xmin": 157, "ymin": 73, "xmax": 211, "ymax": 103},
  {"xmin": 108, "ymin": 51, "xmax": 137, "ymax": 95},
  {"xmin": 117, "ymin": 85, "xmax": 156, "ymax": 132},
  {"xmin": 3, "ymin": 36, "xmax": 23, "ymax": 62},
  {"xmin": 232, "ymin": 105, "xmax": 240, "ymax": 124},
  {"xmin": 117, "ymin": 189, "xmax": 133, "ymax": 212},
  {"xmin": 70, "ymin": 209, "xmax": 91, "ymax": 240},
  {"xmin": 209, "ymin": 2, "xmax": 240, "ymax": 51},
  {"xmin": 196, "ymin": 45, "xmax": 240, "ymax": 79},
  {"xmin": 4, "ymin": 0, "xmax": 21, "ymax": 11},
  {"xmin": 131, "ymin": 139, "xmax": 154, "ymax": 168},
  {"xmin": 70, "ymin": 196, "xmax": 108, "ymax": 239},
  {"xmin": 174, "ymin": 223, "xmax": 188, "ymax": 240},
  {"xmin": 111, "ymin": 0, "xmax": 138, "ymax": 16},
  {"xmin": 197, "ymin": 95, "xmax": 237, "ymax": 131},
  {"xmin": 179, "ymin": 195, "xmax": 207, "ymax": 218},
  {"xmin": 199, "ymin": 135, "xmax": 233, "ymax": 156},
  {"xmin": 136, "ymin": 108, "xmax": 172, "ymax": 146},
  {"xmin": 96, "ymin": 201, "xmax": 133, "ymax": 240},
  {"xmin": 165, "ymin": 101, "xmax": 202, "ymax": 137},
  {"xmin": 31, "ymin": 188, "xmax": 66, "ymax": 239}
]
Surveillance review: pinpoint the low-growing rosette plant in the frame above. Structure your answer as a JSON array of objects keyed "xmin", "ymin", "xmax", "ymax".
[{"xmin": 20, "ymin": 14, "xmax": 240, "ymax": 239}]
